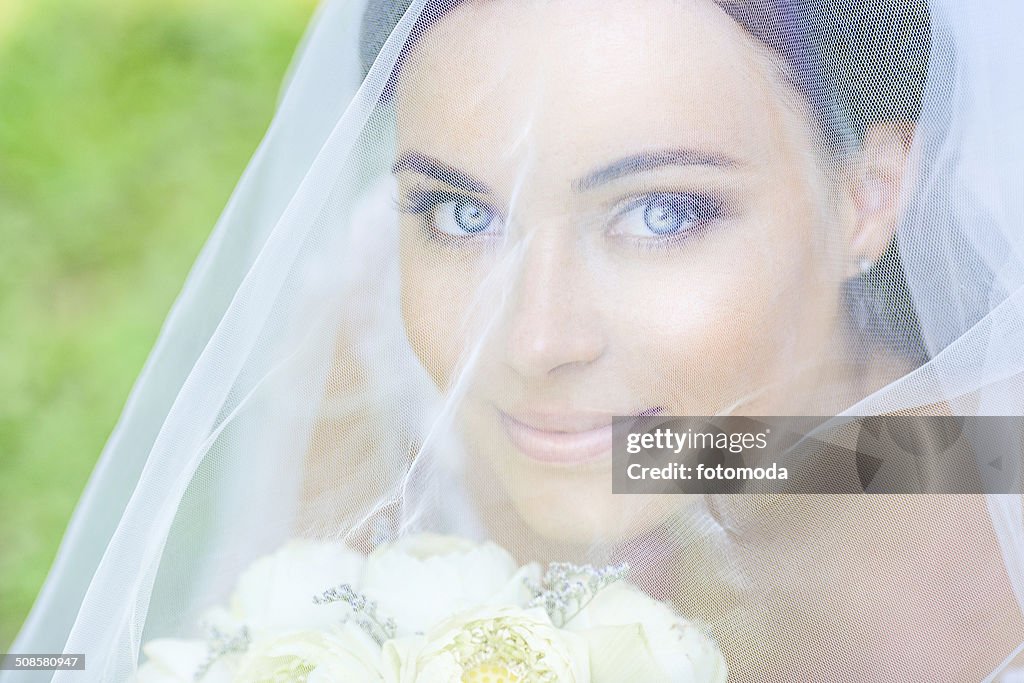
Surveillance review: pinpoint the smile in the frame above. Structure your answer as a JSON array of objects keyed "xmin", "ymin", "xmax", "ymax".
[{"xmin": 497, "ymin": 408, "xmax": 660, "ymax": 465}]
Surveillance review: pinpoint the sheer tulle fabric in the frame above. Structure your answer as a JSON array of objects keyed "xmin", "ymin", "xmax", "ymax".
[{"xmin": 8, "ymin": 0, "xmax": 1024, "ymax": 680}]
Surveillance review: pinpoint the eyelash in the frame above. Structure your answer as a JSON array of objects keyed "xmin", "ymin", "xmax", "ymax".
[
  {"xmin": 395, "ymin": 187, "xmax": 727, "ymax": 248},
  {"xmin": 610, "ymin": 191, "xmax": 726, "ymax": 251},
  {"xmin": 396, "ymin": 187, "xmax": 500, "ymax": 244},
  {"xmin": 398, "ymin": 187, "xmax": 468, "ymax": 215}
]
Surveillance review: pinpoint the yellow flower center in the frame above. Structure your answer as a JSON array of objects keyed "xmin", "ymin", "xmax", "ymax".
[{"xmin": 462, "ymin": 662, "xmax": 521, "ymax": 683}]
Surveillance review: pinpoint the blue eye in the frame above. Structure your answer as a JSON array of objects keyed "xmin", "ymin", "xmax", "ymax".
[
  {"xmin": 400, "ymin": 188, "xmax": 502, "ymax": 238},
  {"xmin": 644, "ymin": 195, "xmax": 688, "ymax": 234},
  {"xmin": 451, "ymin": 200, "xmax": 494, "ymax": 234},
  {"xmin": 616, "ymin": 192, "xmax": 723, "ymax": 238},
  {"xmin": 432, "ymin": 198, "xmax": 500, "ymax": 236}
]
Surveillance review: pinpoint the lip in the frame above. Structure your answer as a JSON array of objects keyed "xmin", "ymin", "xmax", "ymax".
[{"xmin": 497, "ymin": 407, "xmax": 660, "ymax": 465}]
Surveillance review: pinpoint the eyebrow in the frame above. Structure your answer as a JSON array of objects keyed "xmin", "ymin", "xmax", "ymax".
[
  {"xmin": 575, "ymin": 148, "xmax": 743, "ymax": 191},
  {"xmin": 392, "ymin": 151, "xmax": 493, "ymax": 194},
  {"xmin": 392, "ymin": 147, "xmax": 743, "ymax": 196}
]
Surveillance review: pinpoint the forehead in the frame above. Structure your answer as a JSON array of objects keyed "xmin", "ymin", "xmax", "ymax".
[{"xmin": 394, "ymin": 0, "xmax": 806, "ymax": 180}]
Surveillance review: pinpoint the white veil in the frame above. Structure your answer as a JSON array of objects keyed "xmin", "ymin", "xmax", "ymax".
[{"xmin": 7, "ymin": 0, "xmax": 1024, "ymax": 680}]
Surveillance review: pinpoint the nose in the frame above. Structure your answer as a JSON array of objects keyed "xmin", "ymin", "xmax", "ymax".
[{"xmin": 501, "ymin": 231, "xmax": 607, "ymax": 379}]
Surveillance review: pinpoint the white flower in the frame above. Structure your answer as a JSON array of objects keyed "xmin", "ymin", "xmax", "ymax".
[
  {"xmin": 383, "ymin": 606, "xmax": 590, "ymax": 683},
  {"xmin": 234, "ymin": 624, "xmax": 384, "ymax": 682},
  {"xmin": 132, "ymin": 638, "xmax": 236, "ymax": 682},
  {"xmin": 362, "ymin": 534, "xmax": 538, "ymax": 635},
  {"xmin": 564, "ymin": 582, "xmax": 727, "ymax": 683},
  {"xmin": 381, "ymin": 535, "xmax": 480, "ymax": 558},
  {"xmin": 223, "ymin": 539, "xmax": 364, "ymax": 636}
]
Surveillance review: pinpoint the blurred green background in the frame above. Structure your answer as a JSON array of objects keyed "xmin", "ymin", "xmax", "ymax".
[{"xmin": 0, "ymin": 0, "xmax": 315, "ymax": 648}]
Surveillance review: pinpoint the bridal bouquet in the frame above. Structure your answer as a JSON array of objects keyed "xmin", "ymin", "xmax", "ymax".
[{"xmin": 135, "ymin": 534, "xmax": 727, "ymax": 682}]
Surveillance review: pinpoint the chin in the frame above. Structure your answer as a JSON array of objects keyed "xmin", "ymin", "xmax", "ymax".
[
  {"xmin": 459, "ymin": 408, "xmax": 698, "ymax": 545},
  {"xmin": 496, "ymin": 455, "xmax": 698, "ymax": 546}
]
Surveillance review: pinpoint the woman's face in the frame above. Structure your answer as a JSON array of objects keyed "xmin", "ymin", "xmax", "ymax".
[{"xmin": 395, "ymin": 0, "xmax": 862, "ymax": 542}]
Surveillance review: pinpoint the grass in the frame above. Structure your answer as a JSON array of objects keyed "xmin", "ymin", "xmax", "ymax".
[{"xmin": 0, "ymin": 0, "xmax": 315, "ymax": 648}]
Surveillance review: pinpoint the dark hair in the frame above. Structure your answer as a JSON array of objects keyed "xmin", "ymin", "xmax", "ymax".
[
  {"xmin": 360, "ymin": 0, "xmax": 933, "ymax": 362},
  {"xmin": 361, "ymin": 0, "xmax": 930, "ymax": 146}
]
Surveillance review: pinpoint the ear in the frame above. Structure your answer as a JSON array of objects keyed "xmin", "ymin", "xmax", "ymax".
[{"xmin": 845, "ymin": 122, "xmax": 916, "ymax": 278}]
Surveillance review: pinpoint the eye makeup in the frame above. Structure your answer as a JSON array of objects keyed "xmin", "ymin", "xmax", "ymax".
[
  {"xmin": 605, "ymin": 189, "xmax": 733, "ymax": 251},
  {"xmin": 396, "ymin": 180, "xmax": 739, "ymax": 252},
  {"xmin": 396, "ymin": 184, "xmax": 504, "ymax": 245}
]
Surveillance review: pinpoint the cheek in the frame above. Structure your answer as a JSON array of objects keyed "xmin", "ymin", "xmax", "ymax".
[
  {"xmin": 400, "ymin": 260, "xmax": 451, "ymax": 388},
  {"xmin": 399, "ymin": 233, "xmax": 487, "ymax": 390},
  {"xmin": 609, "ymin": 211, "xmax": 842, "ymax": 411}
]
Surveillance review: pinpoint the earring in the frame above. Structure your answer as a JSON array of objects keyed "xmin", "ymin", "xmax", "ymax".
[{"xmin": 858, "ymin": 257, "xmax": 874, "ymax": 274}]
